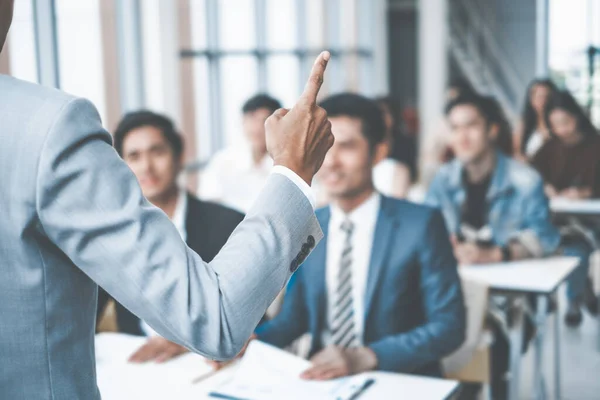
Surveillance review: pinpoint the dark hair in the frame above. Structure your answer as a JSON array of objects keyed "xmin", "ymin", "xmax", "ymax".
[
  {"xmin": 375, "ymin": 95, "xmax": 403, "ymax": 132},
  {"xmin": 484, "ymin": 96, "xmax": 513, "ymax": 156},
  {"xmin": 113, "ymin": 110, "xmax": 183, "ymax": 157},
  {"xmin": 448, "ymin": 77, "xmax": 475, "ymax": 98},
  {"xmin": 242, "ymin": 94, "xmax": 282, "ymax": 114},
  {"xmin": 320, "ymin": 93, "xmax": 386, "ymax": 150},
  {"xmin": 445, "ymin": 92, "xmax": 513, "ymax": 155},
  {"xmin": 544, "ymin": 90, "xmax": 598, "ymax": 139},
  {"xmin": 520, "ymin": 79, "xmax": 559, "ymax": 153}
]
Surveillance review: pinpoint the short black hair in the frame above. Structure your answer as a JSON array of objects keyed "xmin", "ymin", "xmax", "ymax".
[
  {"xmin": 448, "ymin": 77, "xmax": 475, "ymax": 97},
  {"xmin": 242, "ymin": 94, "xmax": 282, "ymax": 114},
  {"xmin": 445, "ymin": 92, "xmax": 514, "ymax": 155},
  {"xmin": 113, "ymin": 110, "xmax": 183, "ymax": 158},
  {"xmin": 445, "ymin": 92, "xmax": 495, "ymax": 122},
  {"xmin": 319, "ymin": 93, "xmax": 386, "ymax": 149}
]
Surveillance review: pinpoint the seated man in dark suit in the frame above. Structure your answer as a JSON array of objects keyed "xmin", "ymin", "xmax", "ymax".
[
  {"xmin": 97, "ymin": 111, "xmax": 244, "ymax": 362},
  {"xmin": 252, "ymin": 94, "xmax": 466, "ymax": 379}
]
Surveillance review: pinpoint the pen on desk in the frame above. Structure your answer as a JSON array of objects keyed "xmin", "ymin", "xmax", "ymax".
[
  {"xmin": 192, "ymin": 362, "xmax": 235, "ymax": 384},
  {"xmin": 341, "ymin": 378, "xmax": 376, "ymax": 400}
]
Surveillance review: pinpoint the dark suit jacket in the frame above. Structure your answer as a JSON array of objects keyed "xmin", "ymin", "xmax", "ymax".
[
  {"xmin": 256, "ymin": 196, "xmax": 466, "ymax": 377},
  {"xmin": 97, "ymin": 193, "xmax": 244, "ymax": 335}
]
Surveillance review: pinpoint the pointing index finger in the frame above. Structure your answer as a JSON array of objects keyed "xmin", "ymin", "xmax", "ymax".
[{"xmin": 300, "ymin": 51, "xmax": 330, "ymax": 106}]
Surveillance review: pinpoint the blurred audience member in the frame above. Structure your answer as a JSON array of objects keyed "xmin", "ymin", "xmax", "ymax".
[
  {"xmin": 199, "ymin": 94, "xmax": 281, "ymax": 213},
  {"xmin": 253, "ymin": 93, "xmax": 465, "ymax": 380},
  {"xmin": 98, "ymin": 111, "xmax": 244, "ymax": 362},
  {"xmin": 425, "ymin": 93, "xmax": 561, "ymax": 399},
  {"xmin": 531, "ymin": 90, "xmax": 599, "ymax": 325},
  {"xmin": 514, "ymin": 79, "xmax": 558, "ymax": 159},
  {"xmin": 485, "ymin": 96, "xmax": 514, "ymax": 157},
  {"xmin": 421, "ymin": 77, "xmax": 476, "ymax": 187},
  {"xmin": 376, "ymin": 96, "xmax": 417, "ymax": 181}
]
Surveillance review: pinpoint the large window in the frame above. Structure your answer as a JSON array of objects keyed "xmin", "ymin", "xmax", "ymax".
[
  {"xmin": 55, "ymin": 0, "xmax": 107, "ymax": 122},
  {"xmin": 550, "ymin": 0, "xmax": 600, "ymax": 126},
  {"xmin": 7, "ymin": 0, "xmax": 38, "ymax": 83},
  {"xmin": 2, "ymin": 0, "xmax": 386, "ymax": 168},
  {"xmin": 182, "ymin": 0, "xmax": 380, "ymax": 162}
]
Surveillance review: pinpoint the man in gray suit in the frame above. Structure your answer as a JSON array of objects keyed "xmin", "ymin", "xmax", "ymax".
[{"xmin": 0, "ymin": 1, "xmax": 333, "ymax": 398}]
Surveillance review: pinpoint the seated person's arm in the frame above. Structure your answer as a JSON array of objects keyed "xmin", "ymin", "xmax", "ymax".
[
  {"xmin": 506, "ymin": 177, "xmax": 561, "ymax": 259},
  {"xmin": 364, "ymin": 211, "xmax": 466, "ymax": 373},
  {"xmin": 255, "ymin": 268, "xmax": 310, "ymax": 348},
  {"xmin": 208, "ymin": 270, "xmax": 311, "ymax": 370}
]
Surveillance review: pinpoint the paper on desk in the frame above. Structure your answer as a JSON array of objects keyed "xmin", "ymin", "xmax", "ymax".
[
  {"xmin": 95, "ymin": 333, "xmax": 214, "ymax": 387},
  {"xmin": 211, "ymin": 340, "xmax": 364, "ymax": 400}
]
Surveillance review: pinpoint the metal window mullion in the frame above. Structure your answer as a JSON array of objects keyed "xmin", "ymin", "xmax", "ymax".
[
  {"xmin": 206, "ymin": 0, "xmax": 223, "ymax": 153},
  {"xmin": 115, "ymin": 0, "xmax": 145, "ymax": 112},
  {"xmin": 32, "ymin": 0, "xmax": 60, "ymax": 88},
  {"xmin": 255, "ymin": 0, "xmax": 267, "ymax": 91}
]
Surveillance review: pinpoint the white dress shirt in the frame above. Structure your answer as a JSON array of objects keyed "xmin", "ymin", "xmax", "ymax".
[
  {"xmin": 200, "ymin": 146, "xmax": 315, "ymax": 212},
  {"xmin": 322, "ymin": 192, "xmax": 381, "ymax": 346},
  {"xmin": 140, "ymin": 189, "xmax": 188, "ymax": 336},
  {"xmin": 525, "ymin": 130, "xmax": 544, "ymax": 158}
]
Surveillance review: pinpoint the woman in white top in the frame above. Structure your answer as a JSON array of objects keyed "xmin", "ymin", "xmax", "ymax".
[
  {"xmin": 374, "ymin": 97, "xmax": 412, "ymax": 199},
  {"xmin": 514, "ymin": 79, "xmax": 559, "ymax": 160}
]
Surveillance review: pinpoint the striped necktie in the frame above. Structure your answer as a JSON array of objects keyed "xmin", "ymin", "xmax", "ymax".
[{"xmin": 331, "ymin": 219, "xmax": 359, "ymax": 348}]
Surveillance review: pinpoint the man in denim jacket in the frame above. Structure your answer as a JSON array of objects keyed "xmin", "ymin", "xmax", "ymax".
[{"xmin": 425, "ymin": 93, "xmax": 590, "ymax": 399}]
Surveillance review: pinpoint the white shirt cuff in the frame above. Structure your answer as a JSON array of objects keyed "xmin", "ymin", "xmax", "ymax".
[{"xmin": 271, "ymin": 166, "xmax": 316, "ymax": 210}]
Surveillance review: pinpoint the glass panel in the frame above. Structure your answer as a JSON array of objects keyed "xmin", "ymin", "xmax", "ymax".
[
  {"xmin": 266, "ymin": 0, "xmax": 296, "ymax": 50},
  {"xmin": 55, "ymin": 0, "xmax": 107, "ymax": 121},
  {"xmin": 306, "ymin": 0, "xmax": 325, "ymax": 49},
  {"xmin": 219, "ymin": 0, "xmax": 256, "ymax": 50},
  {"xmin": 341, "ymin": 54, "xmax": 359, "ymax": 92},
  {"xmin": 189, "ymin": 0, "xmax": 208, "ymax": 49},
  {"xmin": 8, "ymin": 0, "xmax": 38, "ymax": 83},
  {"xmin": 192, "ymin": 57, "xmax": 212, "ymax": 161},
  {"xmin": 220, "ymin": 56, "xmax": 258, "ymax": 147},
  {"xmin": 339, "ymin": 0, "xmax": 357, "ymax": 48},
  {"xmin": 267, "ymin": 55, "xmax": 299, "ymax": 108},
  {"xmin": 141, "ymin": 0, "xmax": 163, "ymax": 111}
]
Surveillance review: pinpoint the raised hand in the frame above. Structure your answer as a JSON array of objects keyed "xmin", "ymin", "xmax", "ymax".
[{"xmin": 265, "ymin": 51, "xmax": 334, "ymax": 185}]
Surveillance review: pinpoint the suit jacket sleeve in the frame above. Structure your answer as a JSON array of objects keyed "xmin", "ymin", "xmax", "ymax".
[
  {"xmin": 367, "ymin": 210, "xmax": 466, "ymax": 372},
  {"xmin": 35, "ymin": 98, "xmax": 323, "ymax": 360},
  {"xmin": 254, "ymin": 266, "xmax": 310, "ymax": 348}
]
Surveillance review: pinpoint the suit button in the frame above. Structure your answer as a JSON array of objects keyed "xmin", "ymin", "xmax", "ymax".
[
  {"xmin": 301, "ymin": 243, "xmax": 311, "ymax": 254},
  {"xmin": 307, "ymin": 235, "xmax": 315, "ymax": 248}
]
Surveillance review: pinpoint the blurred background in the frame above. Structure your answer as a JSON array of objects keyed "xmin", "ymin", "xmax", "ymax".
[{"xmin": 1, "ymin": 0, "xmax": 598, "ymax": 188}]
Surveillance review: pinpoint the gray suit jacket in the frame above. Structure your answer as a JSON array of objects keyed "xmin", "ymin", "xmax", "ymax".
[{"xmin": 0, "ymin": 75, "xmax": 322, "ymax": 399}]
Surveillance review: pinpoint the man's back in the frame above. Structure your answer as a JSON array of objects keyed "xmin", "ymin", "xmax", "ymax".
[{"xmin": 0, "ymin": 75, "xmax": 102, "ymax": 398}]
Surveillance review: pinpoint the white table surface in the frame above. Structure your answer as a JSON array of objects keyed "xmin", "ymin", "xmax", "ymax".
[
  {"xmin": 459, "ymin": 256, "xmax": 579, "ymax": 294},
  {"xmin": 550, "ymin": 198, "xmax": 600, "ymax": 215},
  {"xmin": 97, "ymin": 365, "xmax": 459, "ymax": 400},
  {"xmin": 95, "ymin": 334, "xmax": 459, "ymax": 400}
]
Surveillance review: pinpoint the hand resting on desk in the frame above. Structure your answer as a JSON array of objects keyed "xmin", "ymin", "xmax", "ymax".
[{"xmin": 128, "ymin": 336, "xmax": 188, "ymax": 363}]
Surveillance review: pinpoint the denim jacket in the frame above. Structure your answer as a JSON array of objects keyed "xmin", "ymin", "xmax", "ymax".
[{"xmin": 425, "ymin": 152, "xmax": 560, "ymax": 257}]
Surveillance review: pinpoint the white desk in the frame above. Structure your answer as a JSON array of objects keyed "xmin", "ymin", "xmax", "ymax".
[
  {"xmin": 461, "ymin": 257, "xmax": 579, "ymax": 400},
  {"xmin": 95, "ymin": 334, "xmax": 459, "ymax": 400},
  {"xmin": 550, "ymin": 198, "xmax": 600, "ymax": 216}
]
